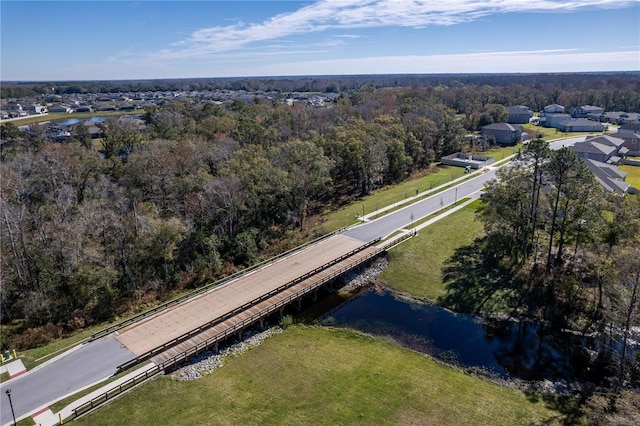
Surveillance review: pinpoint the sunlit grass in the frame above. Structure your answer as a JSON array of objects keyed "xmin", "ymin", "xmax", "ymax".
[
  {"xmin": 620, "ymin": 164, "xmax": 640, "ymax": 189},
  {"xmin": 380, "ymin": 200, "xmax": 484, "ymax": 302},
  {"xmin": 75, "ymin": 326, "xmax": 561, "ymax": 426}
]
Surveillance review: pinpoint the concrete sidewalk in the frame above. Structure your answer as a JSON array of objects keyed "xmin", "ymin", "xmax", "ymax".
[{"xmin": 55, "ymin": 363, "xmax": 157, "ymax": 424}]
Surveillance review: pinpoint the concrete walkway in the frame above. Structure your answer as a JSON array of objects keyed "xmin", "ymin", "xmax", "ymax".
[
  {"xmin": 55, "ymin": 363, "xmax": 157, "ymax": 424},
  {"xmin": 3, "ymin": 359, "xmax": 27, "ymax": 378}
]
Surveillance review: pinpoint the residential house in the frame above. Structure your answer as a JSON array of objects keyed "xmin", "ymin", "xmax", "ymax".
[
  {"xmin": 540, "ymin": 113, "xmax": 571, "ymax": 128},
  {"xmin": 74, "ymin": 106, "xmax": 92, "ymax": 113},
  {"xmin": 583, "ymin": 158, "xmax": 630, "ymax": 193},
  {"xmin": 557, "ymin": 118, "xmax": 604, "ymax": 133},
  {"xmin": 613, "ymin": 131, "xmax": 640, "ymax": 156},
  {"xmin": 570, "ymin": 134, "xmax": 629, "ymax": 163},
  {"xmin": 25, "ymin": 104, "xmax": 47, "ymax": 114},
  {"xmin": 481, "ymin": 122, "xmax": 523, "ymax": 145},
  {"xmin": 49, "ymin": 104, "xmax": 72, "ymax": 113},
  {"xmin": 541, "ymin": 103, "xmax": 565, "ymax": 115},
  {"xmin": 506, "ymin": 105, "xmax": 533, "ymax": 124},
  {"xmin": 617, "ymin": 123, "xmax": 640, "ymax": 135},
  {"xmin": 599, "ymin": 112, "xmax": 640, "ymax": 124},
  {"xmin": 571, "ymin": 105, "xmax": 604, "ymax": 118},
  {"xmin": 569, "ymin": 139, "xmax": 618, "ymax": 163}
]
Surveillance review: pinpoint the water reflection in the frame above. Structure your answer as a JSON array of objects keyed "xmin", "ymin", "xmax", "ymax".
[
  {"xmin": 53, "ymin": 116, "xmax": 108, "ymax": 126},
  {"xmin": 320, "ymin": 290, "xmax": 594, "ymax": 381}
]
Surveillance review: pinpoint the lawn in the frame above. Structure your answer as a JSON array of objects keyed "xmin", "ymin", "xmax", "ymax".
[
  {"xmin": 620, "ymin": 164, "xmax": 640, "ymax": 189},
  {"xmin": 75, "ymin": 326, "xmax": 562, "ymax": 426},
  {"xmin": 521, "ymin": 123, "xmax": 612, "ymax": 141},
  {"xmin": 380, "ymin": 200, "xmax": 484, "ymax": 302}
]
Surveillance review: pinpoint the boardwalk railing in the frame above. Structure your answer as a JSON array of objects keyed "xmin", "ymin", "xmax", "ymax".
[
  {"xmin": 116, "ymin": 237, "xmax": 381, "ymax": 373},
  {"xmin": 90, "ymin": 227, "xmax": 348, "ymax": 341},
  {"xmin": 63, "ymin": 366, "xmax": 162, "ymax": 423}
]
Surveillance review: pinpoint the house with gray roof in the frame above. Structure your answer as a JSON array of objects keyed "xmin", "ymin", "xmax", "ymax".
[
  {"xmin": 481, "ymin": 123, "xmax": 523, "ymax": 145},
  {"xmin": 569, "ymin": 139, "xmax": 618, "ymax": 163},
  {"xmin": 613, "ymin": 132, "xmax": 640, "ymax": 156},
  {"xmin": 541, "ymin": 104, "xmax": 565, "ymax": 115},
  {"xmin": 506, "ymin": 105, "xmax": 533, "ymax": 124},
  {"xmin": 539, "ymin": 113, "xmax": 571, "ymax": 128},
  {"xmin": 599, "ymin": 112, "xmax": 640, "ymax": 125},
  {"xmin": 571, "ymin": 105, "xmax": 604, "ymax": 118},
  {"xmin": 557, "ymin": 118, "xmax": 604, "ymax": 133},
  {"xmin": 583, "ymin": 158, "xmax": 630, "ymax": 193}
]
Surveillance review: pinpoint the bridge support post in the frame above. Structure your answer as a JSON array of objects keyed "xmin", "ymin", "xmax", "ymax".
[
  {"xmin": 279, "ymin": 307, "xmax": 284, "ymax": 319},
  {"xmin": 295, "ymin": 298, "xmax": 302, "ymax": 311},
  {"xmin": 311, "ymin": 289, "xmax": 318, "ymax": 302},
  {"xmin": 259, "ymin": 318, "xmax": 265, "ymax": 329}
]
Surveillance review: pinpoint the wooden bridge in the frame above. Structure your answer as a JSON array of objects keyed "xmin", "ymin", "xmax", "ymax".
[{"xmin": 113, "ymin": 232, "xmax": 406, "ymax": 373}]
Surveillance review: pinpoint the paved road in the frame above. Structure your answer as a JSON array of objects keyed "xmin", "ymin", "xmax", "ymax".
[
  {"xmin": 345, "ymin": 136, "xmax": 582, "ymax": 243},
  {"xmin": 345, "ymin": 169, "xmax": 495, "ymax": 242},
  {"xmin": 0, "ymin": 335, "xmax": 133, "ymax": 426}
]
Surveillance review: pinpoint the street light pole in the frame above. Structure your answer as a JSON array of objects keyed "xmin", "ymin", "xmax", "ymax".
[{"xmin": 6, "ymin": 389, "xmax": 16, "ymax": 426}]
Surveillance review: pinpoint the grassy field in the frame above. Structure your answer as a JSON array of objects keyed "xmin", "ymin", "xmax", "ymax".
[
  {"xmin": 620, "ymin": 164, "xmax": 640, "ymax": 189},
  {"xmin": 521, "ymin": 123, "xmax": 612, "ymax": 141},
  {"xmin": 75, "ymin": 326, "xmax": 562, "ymax": 426},
  {"xmin": 380, "ymin": 200, "xmax": 484, "ymax": 302}
]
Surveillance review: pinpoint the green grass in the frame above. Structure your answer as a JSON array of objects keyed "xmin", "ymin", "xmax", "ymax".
[
  {"xmin": 522, "ymin": 123, "xmax": 612, "ymax": 141},
  {"xmin": 471, "ymin": 143, "xmax": 522, "ymax": 160},
  {"xmin": 620, "ymin": 164, "xmax": 640, "ymax": 189},
  {"xmin": 75, "ymin": 326, "xmax": 561, "ymax": 426},
  {"xmin": 316, "ymin": 165, "xmax": 467, "ymax": 233},
  {"xmin": 380, "ymin": 200, "xmax": 484, "ymax": 302}
]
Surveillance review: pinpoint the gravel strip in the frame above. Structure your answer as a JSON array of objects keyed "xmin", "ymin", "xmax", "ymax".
[{"xmin": 170, "ymin": 326, "xmax": 284, "ymax": 381}]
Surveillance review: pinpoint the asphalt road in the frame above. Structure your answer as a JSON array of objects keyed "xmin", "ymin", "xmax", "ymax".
[
  {"xmin": 344, "ymin": 136, "xmax": 582, "ymax": 243},
  {"xmin": 345, "ymin": 168, "xmax": 495, "ymax": 242},
  {"xmin": 0, "ymin": 335, "xmax": 133, "ymax": 425}
]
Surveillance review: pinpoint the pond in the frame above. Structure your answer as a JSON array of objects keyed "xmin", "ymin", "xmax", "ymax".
[
  {"xmin": 52, "ymin": 116, "xmax": 109, "ymax": 126},
  {"xmin": 319, "ymin": 289, "xmax": 598, "ymax": 381}
]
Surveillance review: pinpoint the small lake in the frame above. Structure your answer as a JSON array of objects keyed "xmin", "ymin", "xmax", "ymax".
[
  {"xmin": 319, "ymin": 290, "xmax": 596, "ymax": 381},
  {"xmin": 52, "ymin": 116, "xmax": 109, "ymax": 126},
  {"xmin": 52, "ymin": 114, "xmax": 142, "ymax": 126}
]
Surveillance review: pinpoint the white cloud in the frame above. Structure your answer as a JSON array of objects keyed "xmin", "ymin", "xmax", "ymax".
[{"xmin": 150, "ymin": 0, "xmax": 636, "ymax": 60}]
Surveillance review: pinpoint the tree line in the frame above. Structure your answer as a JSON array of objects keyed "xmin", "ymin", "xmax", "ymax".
[
  {"xmin": 3, "ymin": 72, "xmax": 640, "ymax": 113},
  {"xmin": 460, "ymin": 140, "xmax": 640, "ymax": 397}
]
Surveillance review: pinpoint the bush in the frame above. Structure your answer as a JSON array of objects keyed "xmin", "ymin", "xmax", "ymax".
[{"xmin": 10, "ymin": 322, "xmax": 63, "ymax": 350}]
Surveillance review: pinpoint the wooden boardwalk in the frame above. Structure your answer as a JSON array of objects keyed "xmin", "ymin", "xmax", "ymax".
[
  {"xmin": 116, "ymin": 234, "xmax": 377, "ymax": 364},
  {"xmin": 150, "ymin": 244, "xmax": 380, "ymax": 367}
]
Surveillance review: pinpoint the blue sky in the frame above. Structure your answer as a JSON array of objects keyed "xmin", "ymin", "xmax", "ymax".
[{"xmin": 1, "ymin": 0, "xmax": 639, "ymax": 81}]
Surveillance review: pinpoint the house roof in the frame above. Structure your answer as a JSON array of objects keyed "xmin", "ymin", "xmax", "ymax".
[
  {"xmin": 569, "ymin": 141, "xmax": 617, "ymax": 156},
  {"xmin": 544, "ymin": 103, "xmax": 564, "ymax": 110},
  {"xmin": 558, "ymin": 118, "xmax": 602, "ymax": 128},
  {"xmin": 583, "ymin": 158, "xmax": 630, "ymax": 192},
  {"xmin": 577, "ymin": 105, "xmax": 604, "ymax": 112},
  {"xmin": 584, "ymin": 134, "xmax": 625, "ymax": 148},
  {"xmin": 620, "ymin": 123, "xmax": 640, "ymax": 132},
  {"xmin": 506, "ymin": 105, "xmax": 531, "ymax": 113},
  {"xmin": 481, "ymin": 123, "xmax": 523, "ymax": 132}
]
